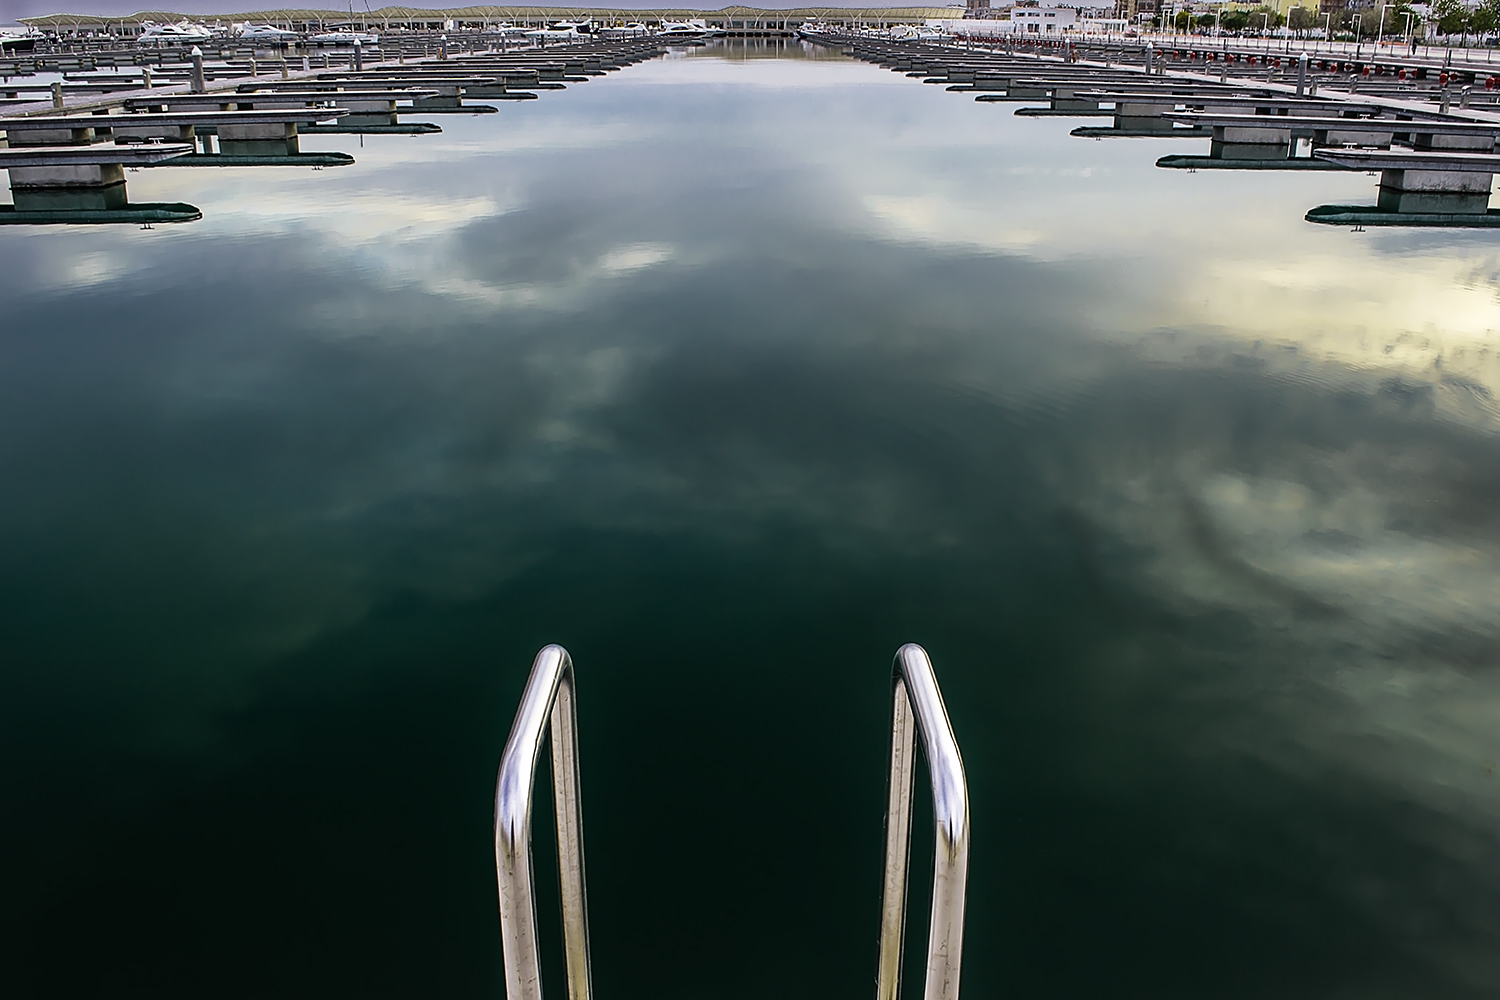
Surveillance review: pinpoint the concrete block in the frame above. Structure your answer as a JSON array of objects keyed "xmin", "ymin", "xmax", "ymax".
[
  {"xmin": 1117, "ymin": 101, "xmax": 1170, "ymax": 117},
  {"xmin": 112, "ymin": 123, "xmax": 195, "ymax": 143},
  {"xmin": 1215, "ymin": 124, "xmax": 1292, "ymax": 144},
  {"xmin": 1211, "ymin": 140, "xmax": 1292, "ymax": 160},
  {"xmin": 1321, "ymin": 129, "xmax": 1393, "ymax": 148},
  {"xmin": 340, "ymin": 98, "xmax": 398, "ymax": 112},
  {"xmin": 8, "ymin": 126, "xmax": 95, "ymax": 147},
  {"xmin": 1115, "ymin": 115, "xmax": 1176, "ymax": 133},
  {"xmin": 1379, "ymin": 168, "xmax": 1494, "ymax": 214},
  {"xmin": 9, "ymin": 161, "xmax": 125, "ymax": 188},
  {"xmin": 343, "ymin": 112, "xmax": 398, "ymax": 127},
  {"xmin": 217, "ymin": 121, "xmax": 296, "ymax": 141},
  {"xmin": 217, "ymin": 136, "xmax": 301, "ymax": 156},
  {"xmin": 1415, "ymin": 132, "xmax": 1497, "ymax": 151}
]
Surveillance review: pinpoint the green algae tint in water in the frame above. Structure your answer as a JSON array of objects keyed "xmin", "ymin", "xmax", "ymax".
[{"xmin": 4, "ymin": 40, "xmax": 1500, "ymax": 999}]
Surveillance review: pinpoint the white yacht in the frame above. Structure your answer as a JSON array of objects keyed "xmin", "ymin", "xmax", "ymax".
[
  {"xmin": 138, "ymin": 20, "xmax": 215, "ymax": 45},
  {"xmin": 600, "ymin": 22, "xmax": 650, "ymax": 37},
  {"xmin": 0, "ymin": 25, "xmax": 43, "ymax": 52},
  {"xmin": 887, "ymin": 23, "xmax": 946, "ymax": 40},
  {"xmin": 309, "ymin": 28, "xmax": 379, "ymax": 46},
  {"xmin": 236, "ymin": 23, "xmax": 300, "ymax": 43},
  {"xmin": 525, "ymin": 24, "xmax": 582, "ymax": 42},
  {"xmin": 656, "ymin": 21, "xmax": 707, "ymax": 39}
]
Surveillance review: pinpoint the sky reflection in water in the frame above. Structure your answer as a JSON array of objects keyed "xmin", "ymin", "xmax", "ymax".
[{"xmin": 3, "ymin": 40, "xmax": 1500, "ymax": 999}]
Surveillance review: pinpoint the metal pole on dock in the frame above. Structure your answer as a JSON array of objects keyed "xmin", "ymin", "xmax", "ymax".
[
  {"xmin": 1297, "ymin": 51, "xmax": 1307, "ymax": 95},
  {"xmin": 190, "ymin": 45, "xmax": 205, "ymax": 92},
  {"xmin": 354, "ymin": 38, "xmax": 363, "ymax": 72}
]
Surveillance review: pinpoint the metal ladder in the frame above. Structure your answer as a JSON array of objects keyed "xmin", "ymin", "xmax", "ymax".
[{"xmin": 494, "ymin": 643, "xmax": 970, "ymax": 1000}]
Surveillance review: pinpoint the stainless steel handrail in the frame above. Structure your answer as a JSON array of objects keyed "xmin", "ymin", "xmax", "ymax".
[
  {"xmin": 495, "ymin": 642, "xmax": 966, "ymax": 1000},
  {"xmin": 876, "ymin": 644, "xmax": 971, "ymax": 1000},
  {"xmin": 495, "ymin": 645, "xmax": 593, "ymax": 1000}
]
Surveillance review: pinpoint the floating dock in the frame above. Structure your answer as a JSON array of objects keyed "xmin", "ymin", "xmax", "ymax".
[{"xmin": 0, "ymin": 34, "xmax": 669, "ymax": 225}]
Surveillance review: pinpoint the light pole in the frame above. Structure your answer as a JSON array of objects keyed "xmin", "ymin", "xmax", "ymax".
[
  {"xmin": 1321, "ymin": 11, "xmax": 1332, "ymax": 51},
  {"xmin": 1401, "ymin": 9, "xmax": 1416, "ymax": 50},
  {"xmin": 1376, "ymin": 2, "xmax": 1388, "ymax": 47}
]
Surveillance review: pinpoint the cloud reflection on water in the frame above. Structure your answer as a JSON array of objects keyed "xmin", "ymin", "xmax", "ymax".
[{"xmin": 3, "ymin": 41, "xmax": 1500, "ymax": 996}]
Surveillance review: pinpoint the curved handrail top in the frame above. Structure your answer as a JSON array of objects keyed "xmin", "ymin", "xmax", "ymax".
[
  {"xmin": 495, "ymin": 644, "xmax": 574, "ymax": 848},
  {"xmin": 894, "ymin": 643, "xmax": 969, "ymax": 856}
]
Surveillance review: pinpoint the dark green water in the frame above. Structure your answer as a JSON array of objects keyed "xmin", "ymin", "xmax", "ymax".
[{"xmin": 5, "ymin": 40, "xmax": 1500, "ymax": 998}]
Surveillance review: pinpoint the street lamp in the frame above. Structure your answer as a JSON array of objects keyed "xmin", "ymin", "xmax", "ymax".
[
  {"xmin": 1321, "ymin": 10, "xmax": 1332, "ymax": 50},
  {"xmin": 1401, "ymin": 8, "xmax": 1416, "ymax": 50},
  {"xmin": 1376, "ymin": 2, "xmax": 1388, "ymax": 47}
]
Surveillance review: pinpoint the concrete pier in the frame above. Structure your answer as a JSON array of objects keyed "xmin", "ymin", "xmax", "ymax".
[
  {"xmin": 0, "ymin": 33, "xmax": 667, "ymax": 225},
  {"xmin": 1313, "ymin": 148, "xmax": 1500, "ymax": 219}
]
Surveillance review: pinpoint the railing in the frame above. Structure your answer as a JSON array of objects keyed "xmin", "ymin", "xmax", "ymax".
[
  {"xmin": 495, "ymin": 645, "xmax": 592, "ymax": 1000},
  {"xmin": 876, "ymin": 644, "xmax": 971, "ymax": 1000},
  {"xmin": 494, "ymin": 642, "xmax": 970, "ymax": 1000}
]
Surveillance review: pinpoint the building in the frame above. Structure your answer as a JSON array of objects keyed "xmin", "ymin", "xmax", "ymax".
[{"xmin": 1009, "ymin": 5, "xmax": 1079, "ymax": 31}]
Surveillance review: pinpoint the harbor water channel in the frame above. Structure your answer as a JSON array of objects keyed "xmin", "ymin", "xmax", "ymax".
[{"xmin": 5, "ymin": 37, "xmax": 1500, "ymax": 998}]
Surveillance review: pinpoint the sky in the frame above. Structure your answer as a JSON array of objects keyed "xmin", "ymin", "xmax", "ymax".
[{"xmin": 3, "ymin": 1, "xmax": 894, "ymax": 22}]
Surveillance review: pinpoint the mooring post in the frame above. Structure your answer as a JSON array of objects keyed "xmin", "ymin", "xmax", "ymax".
[
  {"xmin": 354, "ymin": 38, "xmax": 363, "ymax": 72},
  {"xmin": 302, "ymin": 53, "xmax": 310, "ymax": 71},
  {"xmin": 50, "ymin": 80, "xmax": 62, "ymax": 109},
  {"xmin": 142, "ymin": 67, "xmax": 152, "ymax": 88},
  {"xmin": 1297, "ymin": 51, "xmax": 1307, "ymax": 96},
  {"xmin": 1145, "ymin": 43, "xmax": 1153, "ymax": 74},
  {"xmin": 190, "ymin": 45, "xmax": 205, "ymax": 92}
]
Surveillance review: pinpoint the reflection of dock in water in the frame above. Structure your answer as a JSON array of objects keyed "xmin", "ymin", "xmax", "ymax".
[{"xmin": 0, "ymin": 35, "xmax": 668, "ymax": 226}]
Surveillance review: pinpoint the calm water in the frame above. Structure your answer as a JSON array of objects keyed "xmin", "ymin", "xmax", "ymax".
[{"xmin": 5, "ymin": 40, "xmax": 1500, "ymax": 998}]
